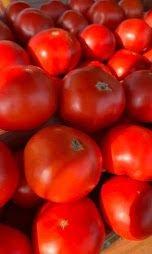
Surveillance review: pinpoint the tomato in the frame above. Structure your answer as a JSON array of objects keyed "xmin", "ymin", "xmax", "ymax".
[
  {"xmin": 80, "ymin": 24, "xmax": 116, "ymax": 61},
  {"xmin": 81, "ymin": 60, "xmax": 114, "ymax": 76},
  {"xmin": 34, "ymin": 198, "xmax": 105, "ymax": 254},
  {"xmin": 0, "ymin": 40, "xmax": 29, "ymax": 71},
  {"xmin": 100, "ymin": 124, "xmax": 152, "ymax": 181},
  {"xmin": 40, "ymin": 0, "xmax": 68, "ymax": 22},
  {"xmin": 60, "ymin": 66, "xmax": 125, "ymax": 133},
  {"xmin": 144, "ymin": 48, "xmax": 152, "ymax": 62},
  {"xmin": 0, "ymin": 224, "xmax": 32, "ymax": 253},
  {"xmin": 119, "ymin": 0, "xmax": 143, "ymax": 18},
  {"xmin": 24, "ymin": 125, "xmax": 102, "ymax": 203},
  {"xmin": 6, "ymin": 1, "xmax": 30, "ymax": 24},
  {"xmin": 0, "ymin": 142, "xmax": 19, "ymax": 207},
  {"xmin": 14, "ymin": 8, "xmax": 54, "ymax": 44},
  {"xmin": 108, "ymin": 49, "xmax": 151, "ymax": 80},
  {"xmin": 88, "ymin": 0, "xmax": 125, "ymax": 30},
  {"xmin": 0, "ymin": 65, "xmax": 57, "ymax": 131},
  {"xmin": 123, "ymin": 70, "xmax": 152, "ymax": 123},
  {"xmin": 116, "ymin": 18, "xmax": 152, "ymax": 53},
  {"xmin": 0, "ymin": 20, "xmax": 14, "ymax": 41},
  {"xmin": 13, "ymin": 150, "xmax": 40, "ymax": 208},
  {"xmin": 144, "ymin": 10, "xmax": 152, "ymax": 28},
  {"xmin": 69, "ymin": 0, "xmax": 94, "ymax": 16},
  {"xmin": 100, "ymin": 176, "xmax": 152, "ymax": 240},
  {"xmin": 58, "ymin": 10, "xmax": 88, "ymax": 35},
  {"xmin": 28, "ymin": 28, "xmax": 81, "ymax": 76}
]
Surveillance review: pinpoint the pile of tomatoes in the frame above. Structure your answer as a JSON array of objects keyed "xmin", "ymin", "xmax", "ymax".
[{"xmin": 0, "ymin": 0, "xmax": 152, "ymax": 253}]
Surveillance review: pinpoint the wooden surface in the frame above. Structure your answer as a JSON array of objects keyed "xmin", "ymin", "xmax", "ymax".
[{"xmin": 102, "ymin": 236, "xmax": 152, "ymax": 254}]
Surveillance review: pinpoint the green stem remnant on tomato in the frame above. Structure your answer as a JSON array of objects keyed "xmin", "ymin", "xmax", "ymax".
[
  {"xmin": 71, "ymin": 138, "xmax": 84, "ymax": 151},
  {"xmin": 96, "ymin": 82, "xmax": 112, "ymax": 92}
]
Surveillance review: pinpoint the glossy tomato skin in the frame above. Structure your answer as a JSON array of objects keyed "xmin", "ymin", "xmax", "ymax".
[
  {"xmin": 61, "ymin": 66, "xmax": 125, "ymax": 133},
  {"xmin": 14, "ymin": 8, "xmax": 54, "ymax": 43},
  {"xmin": 0, "ymin": 65, "xmax": 57, "ymax": 131},
  {"xmin": 123, "ymin": 70, "xmax": 152, "ymax": 122},
  {"xmin": 81, "ymin": 60, "xmax": 114, "ymax": 76},
  {"xmin": 144, "ymin": 10, "xmax": 152, "ymax": 28},
  {"xmin": 34, "ymin": 198, "xmax": 105, "ymax": 254},
  {"xmin": 40, "ymin": 0, "xmax": 68, "ymax": 22},
  {"xmin": 119, "ymin": 0, "xmax": 144, "ymax": 18},
  {"xmin": 0, "ymin": 20, "xmax": 14, "ymax": 41},
  {"xmin": 100, "ymin": 124, "xmax": 152, "ymax": 181},
  {"xmin": 13, "ymin": 150, "xmax": 40, "ymax": 208},
  {"xmin": 144, "ymin": 48, "xmax": 152, "ymax": 62},
  {"xmin": 116, "ymin": 18, "xmax": 152, "ymax": 53},
  {"xmin": 80, "ymin": 24, "xmax": 116, "ymax": 61},
  {"xmin": 0, "ymin": 224, "xmax": 32, "ymax": 253},
  {"xmin": 108, "ymin": 49, "xmax": 151, "ymax": 80},
  {"xmin": 58, "ymin": 10, "xmax": 88, "ymax": 35},
  {"xmin": 6, "ymin": 1, "xmax": 30, "ymax": 24},
  {"xmin": 28, "ymin": 28, "xmax": 81, "ymax": 76},
  {"xmin": 100, "ymin": 176, "xmax": 152, "ymax": 240},
  {"xmin": 24, "ymin": 125, "xmax": 102, "ymax": 203},
  {"xmin": 0, "ymin": 142, "xmax": 19, "ymax": 207},
  {"xmin": 69, "ymin": 0, "xmax": 94, "ymax": 16}
]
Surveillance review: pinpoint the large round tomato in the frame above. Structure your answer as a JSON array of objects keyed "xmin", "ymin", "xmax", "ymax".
[
  {"xmin": 6, "ymin": 1, "xmax": 30, "ymax": 24},
  {"xmin": 123, "ymin": 70, "xmax": 152, "ymax": 122},
  {"xmin": 28, "ymin": 28, "xmax": 81, "ymax": 76},
  {"xmin": 0, "ymin": 65, "xmax": 57, "ymax": 131},
  {"xmin": 80, "ymin": 24, "xmax": 116, "ymax": 61},
  {"xmin": 100, "ymin": 124, "xmax": 152, "ymax": 181},
  {"xmin": 0, "ymin": 20, "xmax": 14, "ymax": 41},
  {"xmin": 14, "ymin": 8, "xmax": 54, "ymax": 43},
  {"xmin": 0, "ymin": 224, "xmax": 32, "ymax": 253},
  {"xmin": 116, "ymin": 18, "xmax": 152, "ymax": 53},
  {"xmin": 88, "ymin": 0, "xmax": 125, "ymax": 30},
  {"xmin": 69, "ymin": 0, "xmax": 94, "ymax": 16},
  {"xmin": 108, "ymin": 49, "xmax": 151, "ymax": 80},
  {"xmin": 119, "ymin": 0, "xmax": 144, "ymax": 18},
  {"xmin": 100, "ymin": 176, "xmax": 152, "ymax": 240},
  {"xmin": 144, "ymin": 9, "xmax": 152, "ymax": 28},
  {"xmin": 58, "ymin": 10, "xmax": 88, "ymax": 35},
  {"xmin": 0, "ymin": 142, "xmax": 19, "ymax": 207},
  {"xmin": 24, "ymin": 125, "xmax": 102, "ymax": 203},
  {"xmin": 60, "ymin": 66, "xmax": 125, "ymax": 133},
  {"xmin": 34, "ymin": 198, "xmax": 105, "ymax": 254}
]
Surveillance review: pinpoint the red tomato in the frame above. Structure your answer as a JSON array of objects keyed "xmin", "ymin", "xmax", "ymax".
[
  {"xmin": 100, "ymin": 176, "xmax": 152, "ymax": 240},
  {"xmin": 81, "ymin": 60, "xmax": 114, "ymax": 76},
  {"xmin": 119, "ymin": 0, "xmax": 144, "ymax": 18},
  {"xmin": 58, "ymin": 10, "xmax": 88, "ymax": 35},
  {"xmin": 6, "ymin": 1, "xmax": 30, "ymax": 24},
  {"xmin": 28, "ymin": 28, "xmax": 81, "ymax": 76},
  {"xmin": 123, "ymin": 70, "xmax": 152, "ymax": 123},
  {"xmin": 0, "ymin": 40, "xmax": 29, "ymax": 71},
  {"xmin": 34, "ymin": 198, "xmax": 105, "ymax": 254},
  {"xmin": 0, "ymin": 224, "xmax": 32, "ymax": 253},
  {"xmin": 0, "ymin": 20, "xmax": 14, "ymax": 41},
  {"xmin": 80, "ymin": 24, "xmax": 116, "ymax": 61},
  {"xmin": 0, "ymin": 65, "xmax": 57, "ymax": 131},
  {"xmin": 40, "ymin": 0, "xmax": 68, "ymax": 22},
  {"xmin": 108, "ymin": 49, "xmax": 151, "ymax": 80},
  {"xmin": 60, "ymin": 66, "xmax": 125, "ymax": 133},
  {"xmin": 100, "ymin": 124, "xmax": 152, "ymax": 181},
  {"xmin": 88, "ymin": 0, "xmax": 125, "ymax": 30},
  {"xmin": 14, "ymin": 8, "xmax": 54, "ymax": 43},
  {"xmin": 24, "ymin": 125, "xmax": 102, "ymax": 203},
  {"xmin": 0, "ymin": 142, "xmax": 19, "ymax": 207},
  {"xmin": 69, "ymin": 0, "xmax": 94, "ymax": 15},
  {"xmin": 13, "ymin": 150, "xmax": 40, "ymax": 208},
  {"xmin": 116, "ymin": 18, "xmax": 152, "ymax": 53},
  {"xmin": 144, "ymin": 48, "xmax": 152, "ymax": 62},
  {"xmin": 144, "ymin": 10, "xmax": 152, "ymax": 28}
]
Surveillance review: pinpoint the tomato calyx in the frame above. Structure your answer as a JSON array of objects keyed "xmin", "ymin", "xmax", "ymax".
[
  {"xmin": 71, "ymin": 138, "xmax": 84, "ymax": 151},
  {"xmin": 95, "ymin": 82, "xmax": 112, "ymax": 92}
]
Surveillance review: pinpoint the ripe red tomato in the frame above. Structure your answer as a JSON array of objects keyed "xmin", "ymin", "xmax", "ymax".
[
  {"xmin": 60, "ymin": 66, "xmax": 125, "ymax": 133},
  {"xmin": 80, "ymin": 24, "xmax": 116, "ymax": 61},
  {"xmin": 88, "ymin": 0, "xmax": 125, "ymax": 30},
  {"xmin": 144, "ymin": 9, "xmax": 152, "ymax": 27},
  {"xmin": 24, "ymin": 125, "xmax": 102, "ymax": 203},
  {"xmin": 58, "ymin": 10, "xmax": 88, "ymax": 35},
  {"xmin": 28, "ymin": 28, "xmax": 81, "ymax": 76},
  {"xmin": 69, "ymin": 0, "xmax": 94, "ymax": 15},
  {"xmin": 81, "ymin": 60, "xmax": 114, "ymax": 76},
  {"xmin": 0, "ymin": 65, "xmax": 57, "ymax": 131},
  {"xmin": 6, "ymin": 1, "xmax": 30, "ymax": 24},
  {"xmin": 0, "ymin": 142, "xmax": 19, "ymax": 207},
  {"xmin": 123, "ymin": 70, "xmax": 152, "ymax": 122},
  {"xmin": 0, "ymin": 224, "xmax": 32, "ymax": 253},
  {"xmin": 116, "ymin": 18, "xmax": 152, "ymax": 53},
  {"xmin": 14, "ymin": 8, "xmax": 54, "ymax": 43},
  {"xmin": 100, "ymin": 124, "xmax": 152, "ymax": 181},
  {"xmin": 0, "ymin": 20, "xmax": 14, "ymax": 41},
  {"xmin": 100, "ymin": 176, "xmax": 152, "ymax": 240},
  {"xmin": 40, "ymin": 0, "xmax": 68, "ymax": 22},
  {"xmin": 34, "ymin": 198, "xmax": 105, "ymax": 254},
  {"xmin": 13, "ymin": 150, "xmax": 40, "ymax": 208},
  {"xmin": 108, "ymin": 49, "xmax": 151, "ymax": 80},
  {"xmin": 144, "ymin": 48, "xmax": 152, "ymax": 62},
  {"xmin": 0, "ymin": 40, "xmax": 29, "ymax": 71},
  {"xmin": 119, "ymin": 0, "xmax": 144, "ymax": 18}
]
